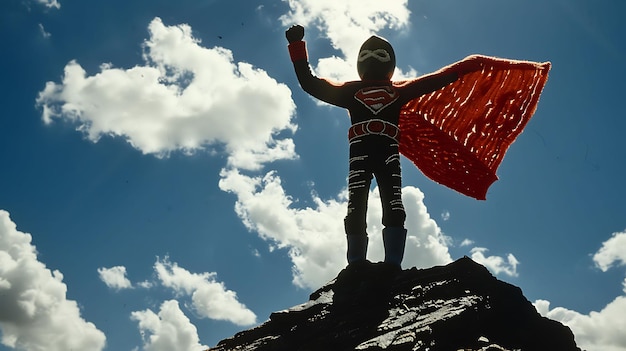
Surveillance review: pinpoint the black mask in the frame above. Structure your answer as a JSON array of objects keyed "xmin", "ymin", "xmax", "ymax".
[{"xmin": 357, "ymin": 36, "xmax": 396, "ymax": 80}]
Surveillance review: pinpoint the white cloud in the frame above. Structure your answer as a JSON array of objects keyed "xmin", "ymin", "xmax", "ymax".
[
  {"xmin": 460, "ymin": 239, "xmax": 474, "ymax": 247},
  {"xmin": 137, "ymin": 280, "xmax": 155, "ymax": 289},
  {"xmin": 219, "ymin": 169, "xmax": 347, "ymax": 289},
  {"xmin": 535, "ymin": 296, "xmax": 626, "ymax": 351},
  {"xmin": 593, "ymin": 230, "xmax": 626, "ymax": 272},
  {"xmin": 0, "ymin": 210, "xmax": 106, "ymax": 351},
  {"xmin": 36, "ymin": 0, "xmax": 60, "ymax": 9},
  {"xmin": 219, "ymin": 169, "xmax": 452, "ymax": 289},
  {"xmin": 36, "ymin": 17, "xmax": 297, "ymax": 170},
  {"xmin": 98, "ymin": 265, "xmax": 133, "ymax": 290},
  {"xmin": 131, "ymin": 300, "xmax": 208, "ymax": 351},
  {"xmin": 280, "ymin": 0, "xmax": 414, "ymax": 81},
  {"xmin": 469, "ymin": 247, "xmax": 519, "ymax": 277},
  {"xmin": 154, "ymin": 257, "xmax": 257, "ymax": 326},
  {"xmin": 531, "ymin": 230, "xmax": 626, "ymax": 351}
]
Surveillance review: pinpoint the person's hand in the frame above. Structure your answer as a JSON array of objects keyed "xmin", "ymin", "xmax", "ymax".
[{"xmin": 285, "ymin": 25, "xmax": 304, "ymax": 43}]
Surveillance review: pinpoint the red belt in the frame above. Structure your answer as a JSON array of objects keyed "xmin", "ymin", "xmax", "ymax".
[{"xmin": 348, "ymin": 119, "xmax": 400, "ymax": 143}]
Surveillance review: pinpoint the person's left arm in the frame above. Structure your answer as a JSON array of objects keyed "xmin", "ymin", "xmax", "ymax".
[
  {"xmin": 396, "ymin": 57, "xmax": 486, "ymax": 103},
  {"xmin": 395, "ymin": 71, "xmax": 459, "ymax": 104}
]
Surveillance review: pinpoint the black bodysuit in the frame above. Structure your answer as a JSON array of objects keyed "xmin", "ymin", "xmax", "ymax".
[{"xmin": 290, "ymin": 50, "xmax": 456, "ymax": 236}]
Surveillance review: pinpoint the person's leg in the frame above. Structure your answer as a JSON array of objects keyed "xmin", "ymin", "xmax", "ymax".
[
  {"xmin": 375, "ymin": 146, "xmax": 407, "ymax": 267},
  {"xmin": 344, "ymin": 141, "xmax": 372, "ymax": 264}
]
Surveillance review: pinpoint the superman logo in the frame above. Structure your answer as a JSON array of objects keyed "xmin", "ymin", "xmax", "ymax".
[{"xmin": 354, "ymin": 86, "xmax": 398, "ymax": 115}]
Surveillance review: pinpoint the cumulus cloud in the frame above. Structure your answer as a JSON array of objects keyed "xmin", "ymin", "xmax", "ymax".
[
  {"xmin": 535, "ymin": 296, "xmax": 626, "ymax": 351},
  {"xmin": 137, "ymin": 280, "xmax": 155, "ymax": 289},
  {"xmin": 0, "ymin": 210, "xmax": 106, "ymax": 351},
  {"xmin": 219, "ymin": 169, "xmax": 347, "ymax": 289},
  {"xmin": 98, "ymin": 265, "xmax": 133, "ymax": 290},
  {"xmin": 280, "ymin": 0, "xmax": 413, "ymax": 81},
  {"xmin": 36, "ymin": 17, "xmax": 297, "ymax": 170},
  {"xmin": 593, "ymin": 230, "xmax": 626, "ymax": 272},
  {"xmin": 154, "ymin": 257, "xmax": 257, "ymax": 326},
  {"xmin": 131, "ymin": 300, "xmax": 208, "ymax": 351},
  {"xmin": 460, "ymin": 239, "xmax": 474, "ymax": 247},
  {"xmin": 530, "ymin": 230, "xmax": 626, "ymax": 351},
  {"xmin": 469, "ymin": 247, "xmax": 519, "ymax": 277},
  {"xmin": 219, "ymin": 169, "xmax": 452, "ymax": 289}
]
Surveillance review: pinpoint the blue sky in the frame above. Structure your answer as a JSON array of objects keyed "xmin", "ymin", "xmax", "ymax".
[{"xmin": 1, "ymin": 0, "xmax": 625, "ymax": 350}]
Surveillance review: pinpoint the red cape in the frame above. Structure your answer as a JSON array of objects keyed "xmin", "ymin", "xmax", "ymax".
[{"xmin": 398, "ymin": 55, "xmax": 551, "ymax": 200}]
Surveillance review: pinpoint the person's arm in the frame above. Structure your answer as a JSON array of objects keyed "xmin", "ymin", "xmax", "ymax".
[
  {"xmin": 396, "ymin": 71, "xmax": 458, "ymax": 104},
  {"xmin": 397, "ymin": 56, "xmax": 487, "ymax": 104},
  {"xmin": 286, "ymin": 25, "xmax": 349, "ymax": 107}
]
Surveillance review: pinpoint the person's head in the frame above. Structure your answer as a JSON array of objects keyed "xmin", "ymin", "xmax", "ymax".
[{"xmin": 357, "ymin": 35, "xmax": 396, "ymax": 81}]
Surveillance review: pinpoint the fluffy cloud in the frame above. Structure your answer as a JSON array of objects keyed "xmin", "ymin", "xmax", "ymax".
[
  {"xmin": 154, "ymin": 257, "xmax": 257, "ymax": 326},
  {"xmin": 533, "ymin": 231, "xmax": 626, "ymax": 351},
  {"xmin": 219, "ymin": 169, "xmax": 347, "ymax": 289},
  {"xmin": 36, "ymin": 17, "xmax": 297, "ymax": 170},
  {"xmin": 0, "ymin": 210, "xmax": 106, "ymax": 351},
  {"xmin": 593, "ymin": 230, "xmax": 626, "ymax": 272},
  {"xmin": 280, "ymin": 0, "xmax": 410, "ymax": 56},
  {"xmin": 460, "ymin": 239, "xmax": 475, "ymax": 247},
  {"xmin": 98, "ymin": 265, "xmax": 133, "ymax": 290},
  {"xmin": 469, "ymin": 247, "xmax": 519, "ymax": 277},
  {"xmin": 280, "ymin": 0, "xmax": 414, "ymax": 81},
  {"xmin": 131, "ymin": 300, "xmax": 207, "ymax": 351},
  {"xmin": 535, "ymin": 295, "xmax": 626, "ymax": 351},
  {"xmin": 219, "ymin": 169, "xmax": 452, "ymax": 289},
  {"xmin": 218, "ymin": 169, "xmax": 521, "ymax": 287}
]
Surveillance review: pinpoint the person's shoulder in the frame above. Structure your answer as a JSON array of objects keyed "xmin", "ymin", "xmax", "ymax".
[{"xmin": 392, "ymin": 78, "xmax": 420, "ymax": 88}]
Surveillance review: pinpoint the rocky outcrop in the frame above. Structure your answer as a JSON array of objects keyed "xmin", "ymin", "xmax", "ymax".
[{"xmin": 208, "ymin": 257, "xmax": 581, "ymax": 351}]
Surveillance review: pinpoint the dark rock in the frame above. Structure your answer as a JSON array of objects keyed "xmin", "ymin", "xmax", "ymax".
[{"xmin": 208, "ymin": 257, "xmax": 581, "ymax": 351}]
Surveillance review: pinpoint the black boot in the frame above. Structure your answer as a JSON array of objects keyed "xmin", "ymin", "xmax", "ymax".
[
  {"xmin": 346, "ymin": 234, "xmax": 368, "ymax": 264},
  {"xmin": 382, "ymin": 227, "xmax": 407, "ymax": 269}
]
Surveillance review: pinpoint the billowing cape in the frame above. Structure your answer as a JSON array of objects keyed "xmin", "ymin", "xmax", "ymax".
[{"xmin": 398, "ymin": 55, "xmax": 551, "ymax": 200}]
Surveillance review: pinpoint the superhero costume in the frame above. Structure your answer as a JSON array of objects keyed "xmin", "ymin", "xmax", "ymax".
[{"xmin": 286, "ymin": 25, "xmax": 550, "ymax": 267}]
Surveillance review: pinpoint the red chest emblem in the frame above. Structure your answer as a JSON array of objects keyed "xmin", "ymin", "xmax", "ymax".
[{"xmin": 354, "ymin": 86, "xmax": 398, "ymax": 115}]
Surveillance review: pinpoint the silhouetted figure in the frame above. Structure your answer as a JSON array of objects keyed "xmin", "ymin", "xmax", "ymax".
[{"xmin": 286, "ymin": 25, "xmax": 550, "ymax": 269}]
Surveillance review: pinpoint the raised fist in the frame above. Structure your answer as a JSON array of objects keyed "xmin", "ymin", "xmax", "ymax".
[{"xmin": 285, "ymin": 25, "xmax": 305, "ymax": 43}]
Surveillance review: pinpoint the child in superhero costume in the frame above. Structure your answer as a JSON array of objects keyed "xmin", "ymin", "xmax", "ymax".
[
  {"xmin": 286, "ymin": 25, "xmax": 460, "ymax": 268},
  {"xmin": 286, "ymin": 24, "xmax": 551, "ymax": 270}
]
